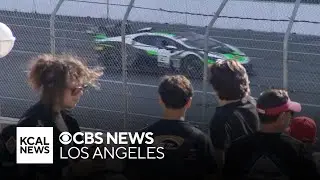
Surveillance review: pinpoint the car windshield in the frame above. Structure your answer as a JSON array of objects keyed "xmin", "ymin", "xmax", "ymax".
[{"xmin": 175, "ymin": 32, "xmax": 222, "ymax": 49}]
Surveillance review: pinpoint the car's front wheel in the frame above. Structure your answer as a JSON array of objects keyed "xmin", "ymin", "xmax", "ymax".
[{"xmin": 180, "ymin": 55, "xmax": 204, "ymax": 79}]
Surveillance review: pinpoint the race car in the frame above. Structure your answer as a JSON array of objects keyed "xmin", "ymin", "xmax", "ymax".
[{"xmin": 93, "ymin": 28, "xmax": 254, "ymax": 78}]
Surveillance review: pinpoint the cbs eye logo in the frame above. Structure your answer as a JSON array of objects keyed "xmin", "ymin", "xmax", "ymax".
[{"xmin": 59, "ymin": 132, "xmax": 72, "ymax": 145}]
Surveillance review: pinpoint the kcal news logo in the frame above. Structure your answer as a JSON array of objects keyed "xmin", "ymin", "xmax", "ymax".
[{"xmin": 16, "ymin": 127, "xmax": 53, "ymax": 164}]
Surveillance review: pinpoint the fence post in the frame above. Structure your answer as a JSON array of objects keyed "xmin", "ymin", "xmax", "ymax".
[
  {"xmin": 283, "ymin": 0, "xmax": 301, "ymax": 89},
  {"xmin": 107, "ymin": 0, "xmax": 110, "ymax": 19},
  {"xmin": 50, "ymin": 0, "xmax": 65, "ymax": 56},
  {"xmin": 121, "ymin": 0, "xmax": 135, "ymax": 130},
  {"xmin": 32, "ymin": 0, "xmax": 36, "ymax": 13},
  {"xmin": 202, "ymin": 0, "xmax": 229, "ymax": 122}
]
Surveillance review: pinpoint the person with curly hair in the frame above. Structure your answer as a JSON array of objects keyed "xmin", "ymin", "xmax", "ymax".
[{"xmin": 16, "ymin": 54, "xmax": 103, "ymax": 180}]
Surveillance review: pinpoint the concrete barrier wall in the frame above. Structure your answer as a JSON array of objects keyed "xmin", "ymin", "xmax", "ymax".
[{"xmin": 1, "ymin": 0, "xmax": 320, "ymax": 36}]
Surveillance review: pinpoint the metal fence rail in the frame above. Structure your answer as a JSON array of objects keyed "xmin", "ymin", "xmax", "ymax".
[{"xmin": 0, "ymin": 0, "xmax": 319, "ymax": 132}]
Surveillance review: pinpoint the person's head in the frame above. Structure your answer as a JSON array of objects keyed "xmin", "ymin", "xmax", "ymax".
[
  {"xmin": 286, "ymin": 116, "xmax": 317, "ymax": 145},
  {"xmin": 158, "ymin": 75, "xmax": 193, "ymax": 112},
  {"xmin": 208, "ymin": 60, "xmax": 250, "ymax": 103},
  {"xmin": 256, "ymin": 89, "xmax": 301, "ymax": 132},
  {"xmin": 28, "ymin": 54, "xmax": 103, "ymax": 111}
]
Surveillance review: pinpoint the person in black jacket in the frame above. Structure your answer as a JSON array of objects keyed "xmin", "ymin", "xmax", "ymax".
[
  {"xmin": 0, "ymin": 124, "xmax": 19, "ymax": 180},
  {"xmin": 207, "ymin": 60, "xmax": 260, "ymax": 174},
  {"xmin": 125, "ymin": 75, "xmax": 218, "ymax": 180},
  {"xmin": 15, "ymin": 54, "xmax": 103, "ymax": 180}
]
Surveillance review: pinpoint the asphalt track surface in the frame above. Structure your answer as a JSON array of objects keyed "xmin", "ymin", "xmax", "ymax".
[{"xmin": 0, "ymin": 11, "xmax": 319, "ymax": 134}]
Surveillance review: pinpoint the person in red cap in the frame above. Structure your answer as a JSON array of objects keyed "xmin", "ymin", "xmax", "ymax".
[
  {"xmin": 286, "ymin": 116, "xmax": 320, "ymax": 173},
  {"xmin": 286, "ymin": 116, "xmax": 317, "ymax": 147},
  {"xmin": 223, "ymin": 89, "xmax": 320, "ymax": 179}
]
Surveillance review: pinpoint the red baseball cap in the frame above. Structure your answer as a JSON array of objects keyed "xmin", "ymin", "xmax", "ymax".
[{"xmin": 286, "ymin": 116, "xmax": 317, "ymax": 144}]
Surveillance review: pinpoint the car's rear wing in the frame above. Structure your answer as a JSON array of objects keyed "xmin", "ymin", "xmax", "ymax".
[{"xmin": 136, "ymin": 27, "xmax": 153, "ymax": 33}]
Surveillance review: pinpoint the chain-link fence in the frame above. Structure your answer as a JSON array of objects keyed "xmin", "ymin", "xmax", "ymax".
[{"xmin": 0, "ymin": 0, "xmax": 319, "ymax": 133}]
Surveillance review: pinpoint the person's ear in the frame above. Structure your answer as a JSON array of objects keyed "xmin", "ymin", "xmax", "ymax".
[
  {"xmin": 159, "ymin": 96, "xmax": 164, "ymax": 105},
  {"xmin": 185, "ymin": 97, "xmax": 192, "ymax": 109},
  {"xmin": 277, "ymin": 112, "xmax": 290, "ymax": 125},
  {"xmin": 276, "ymin": 112, "xmax": 285, "ymax": 123},
  {"xmin": 212, "ymin": 90, "xmax": 221, "ymax": 102}
]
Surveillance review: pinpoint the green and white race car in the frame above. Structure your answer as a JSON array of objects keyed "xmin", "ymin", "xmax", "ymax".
[{"xmin": 93, "ymin": 28, "xmax": 253, "ymax": 78}]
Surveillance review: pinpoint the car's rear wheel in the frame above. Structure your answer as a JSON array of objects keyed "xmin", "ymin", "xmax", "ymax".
[
  {"xmin": 97, "ymin": 49, "xmax": 122, "ymax": 74},
  {"xmin": 180, "ymin": 55, "xmax": 204, "ymax": 79}
]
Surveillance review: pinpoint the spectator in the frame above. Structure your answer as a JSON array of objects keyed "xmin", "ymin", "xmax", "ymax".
[
  {"xmin": 223, "ymin": 89, "xmax": 320, "ymax": 179},
  {"xmin": 208, "ymin": 60, "xmax": 260, "ymax": 171},
  {"xmin": 0, "ymin": 124, "xmax": 19, "ymax": 179},
  {"xmin": 286, "ymin": 116, "xmax": 318, "ymax": 151},
  {"xmin": 286, "ymin": 116, "xmax": 320, "ymax": 174},
  {"xmin": 16, "ymin": 54, "xmax": 103, "ymax": 180},
  {"xmin": 125, "ymin": 75, "xmax": 218, "ymax": 180}
]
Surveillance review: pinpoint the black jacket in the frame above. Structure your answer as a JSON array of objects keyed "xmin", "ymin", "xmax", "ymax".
[
  {"xmin": 0, "ymin": 124, "xmax": 19, "ymax": 180},
  {"xmin": 15, "ymin": 101, "xmax": 83, "ymax": 180}
]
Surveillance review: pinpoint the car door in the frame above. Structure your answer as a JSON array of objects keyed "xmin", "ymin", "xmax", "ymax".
[
  {"xmin": 131, "ymin": 35, "xmax": 160, "ymax": 63},
  {"xmin": 153, "ymin": 36, "xmax": 183, "ymax": 66},
  {"xmin": 131, "ymin": 35, "xmax": 182, "ymax": 67}
]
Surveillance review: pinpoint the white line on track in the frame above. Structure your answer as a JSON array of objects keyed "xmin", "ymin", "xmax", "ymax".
[
  {"xmin": 1, "ymin": 89, "xmax": 320, "ymax": 109},
  {"xmin": 20, "ymin": 71, "xmax": 214, "ymax": 94},
  {"xmin": 0, "ymin": 95, "xmax": 209, "ymax": 124},
  {"xmin": 12, "ymin": 50, "xmax": 43, "ymax": 54},
  {"xmin": 239, "ymin": 46, "xmax": 320, "ymax": 56},
  {"xmin": 18, "ymin": 70, "xmax": 320, "ymax": 91},
  {"xmin": 210, "ymin": 35, "xmax": 320, "ymax": 47},
  {"xmin": 93, "ymin": 78, "xmax": 214, "ymax": 94},
  {"xmin": 98, "ymin": 75, "xmax": 319, "ymax": 90},
  {"xmin": 6, "ymin": 23, "xmax": 86, "ymax": 33},
  {"xmin": 11, "ymin": 50, "xmax": 97, "ymax": 60},
  {"xmin": 288, "ymin": 60, "xmax": 300, "ymax": 63},
  {"xmin": 10, "ymin": 49, "xmax": 315, "ymax": 65},
  {"xmin": 0, "ymin": 95, "xmax": 165, "ymax": 119},
  {"xmin": 97, "ymin": 78, "xmax": 320, "ymax": 91},
  {"xmin": 0, "ymin": 14, "xmax": 95, "ymax": 26}
]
